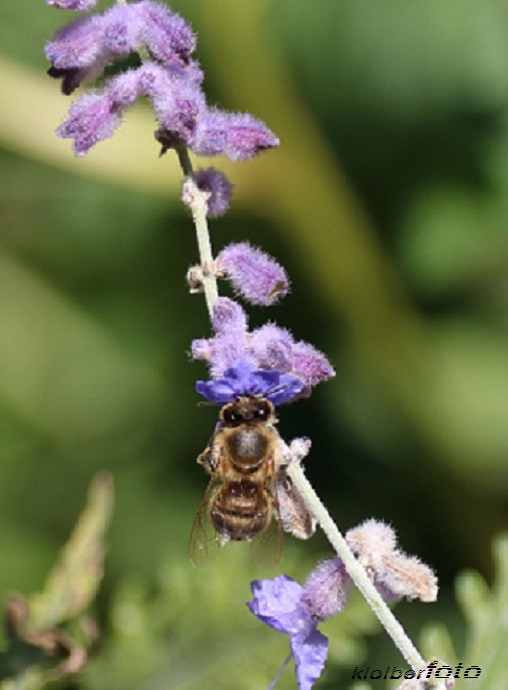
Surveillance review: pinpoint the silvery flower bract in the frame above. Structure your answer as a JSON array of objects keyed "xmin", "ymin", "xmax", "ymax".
[{"xmin": 195, "ymin": 360, "xmax": 304, "ymax": 405}]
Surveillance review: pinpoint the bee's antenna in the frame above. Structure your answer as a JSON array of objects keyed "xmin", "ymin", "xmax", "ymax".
[{"xmin": 197, "ymin": 400, "xmax": 219, "ymax": 407}]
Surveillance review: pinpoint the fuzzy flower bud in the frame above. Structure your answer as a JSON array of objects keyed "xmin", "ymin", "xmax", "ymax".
[
  {"xmin": 191, "ymin": 298, "xmax": 250, "ymax": 378},
  {"xmin": 192, "ymin": 110, "xmax": 280, "ymax": 160},
  {"xmin": 45, "ymin": 5, "xmax": 145, "ymax": 93},
  {"xmin": 56, "ymin": 91, "xmax": 121, "ymax": 156},
  {"xmin": 250, "ymin": 325, "xmax": 335, "ymax": 389},
  {"xmin": 46, "ymin": 15, "xmax": 105, "ymax": 93},
  {"xmin": 211, "ymin": 296, "xmax": 248, "ymax": 336},
  {"xmin": 250, "ymin": 323, "xmax": 294, "ymax": 371},
  {"xmin": 346, "ymin": 519, "xmax": 438, "ymax": 603},
  {"xmin": 194, "ymin": 168, "xmax": 233, "ymax": 218},
  {"xmin": 216, "ymin": 242, "xmax": 289, "ymax": 306},
  {"xmin": 139, "ymin": 0, "xmax": 196, "ymax": 67},
  {"xmin": 301, "ymin": 559, "xmax": 351, "ymax": 620},
  {"xmin": 290, "ymin": 341, "xmax": 336, "ymax": 387}
]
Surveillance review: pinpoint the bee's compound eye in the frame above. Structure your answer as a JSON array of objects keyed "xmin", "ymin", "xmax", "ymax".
[
  {"xmin": 222, "ymin": 407, "xmax": 243, "ymax": 425},
  {"xmin": 254, "ymin": 400, "xmax": 271, "ymax": 420}
]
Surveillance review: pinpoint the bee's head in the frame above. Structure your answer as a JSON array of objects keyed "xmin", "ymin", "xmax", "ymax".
[{"xmin": 220, "ymin": 396, "xmax": 275, "ymax": 427}]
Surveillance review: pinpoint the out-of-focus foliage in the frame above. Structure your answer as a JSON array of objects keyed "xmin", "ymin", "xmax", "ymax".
[
  {"xmin": 0, "ymin": 473, "xmax": 113, "ymax": 689},
  {"xmin": 416, "ymin": 534, "xmax": 508, "ymax": 690},
  {"xmin": 1, "ymin": 0, "xmax": 508, "ymax": 688}
]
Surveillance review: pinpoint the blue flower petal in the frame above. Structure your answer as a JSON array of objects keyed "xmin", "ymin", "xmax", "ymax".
[
  {"xmin": 247, "ymin": 575, "xmax": 306, "ymax": 635},
  {"xmin": 291, "ymin": 628, "xmax": 328, "ymax": 690},
  {"xmin": 267, "ymin": 373, "xmax": 305, "ymax": 405},
  {"xmin": 195, "ymin": 379, "xmax": 235, "ymax": 403},
  {"xmin": 196, "ymin": 360, "xmax": 304, "ymax": 404}
]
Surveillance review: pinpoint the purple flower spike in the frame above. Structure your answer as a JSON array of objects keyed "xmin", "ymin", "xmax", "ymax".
[
  {"xmin": 46, "ymin": 0, "xmax": 98, "ymax": 9},
  {"xmin": 248, "ymin": 575, "xmax": 328, "ymax": 690},
  {"xmin": 216, "ymin": 242, "xmax": 290, "ymax": 306},
  {"xmin": 196, "ymin": 360, "xmax": 304, "ymax": 405},
  {"xmin": 192, "ymin": 109, "xmax": 280, "ymax": 160},
  {"xmin": 56, "ymin": 91, "xmax": 121, "ymax": 156},
  {"xmin": 195, "ymin": 168, "xmax": 233, "ymax": 218}
]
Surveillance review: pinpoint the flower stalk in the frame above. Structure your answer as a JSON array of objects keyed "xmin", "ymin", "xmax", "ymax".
[{"xmin": 176, "ymin": 145, "xmax": 218, "ymax": 318}]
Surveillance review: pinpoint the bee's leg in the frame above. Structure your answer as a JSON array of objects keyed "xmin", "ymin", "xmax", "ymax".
[
  {"xmin": 198, "ymin": 446, "xmax": 214, "ymax": 471},
  {"xmin": 199, "ymin": 443, "xmax": 226, "ymax": 475}
]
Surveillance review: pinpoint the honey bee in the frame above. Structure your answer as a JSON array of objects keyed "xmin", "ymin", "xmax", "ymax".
[{"xmin": 189, "ymin": 395, "xmax": 315, "ymax": 565}]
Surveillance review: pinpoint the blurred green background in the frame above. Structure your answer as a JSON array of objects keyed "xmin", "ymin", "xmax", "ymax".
[{"xmin": 1, "ymin": 0, "xmax": 508, "ymax": 688}]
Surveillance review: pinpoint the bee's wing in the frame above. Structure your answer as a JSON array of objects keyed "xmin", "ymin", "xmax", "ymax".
[
  {"xmin": 249, "ymin": 465, "xmax": 284, "ymax": 568},
  {"xmin": 249, "ymin": 510, "xmax": 284, "ymax": 568},
  {"xmin": 276, "ymin": 467, "xmax": 316, "ymax": 540},
  {"xmin": 188, "ymin": 478, "xmax": 226, "ymax": 567}
]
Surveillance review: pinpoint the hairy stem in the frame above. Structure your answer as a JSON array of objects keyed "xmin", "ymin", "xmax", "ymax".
[{"xmin": 175, "ymin": 146, "xmax": 219, "ymax": 319}]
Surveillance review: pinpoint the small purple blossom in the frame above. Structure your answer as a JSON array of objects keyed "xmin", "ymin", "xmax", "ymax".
[
  {"xmin": 196, "ymin": 360, "xmax": 304, "ymax": 405},
  {"xmin": 194, "ymin": 168, "xmax": 233, "ymax": 218},
  {"xmin": 139, "ymin": 0, "xmax": 196, "ymax": 67},
  {"xmin": 247, "ymin": 575, "xmax": 328, "ymax": 690},
  {"xmin": 216, "ymin": 242, "xmax": 290, "ymax": 306},
  {"xmin": 56, "ymin": 91, "xmax": 121, "ymax": 156},
  {"xmin": 46, "ymin": 0, "xmax": 98, "ymax": 9},
  {"xmin": 192, "ymin": 110, "xmax": 280, "ymax": 160}
]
